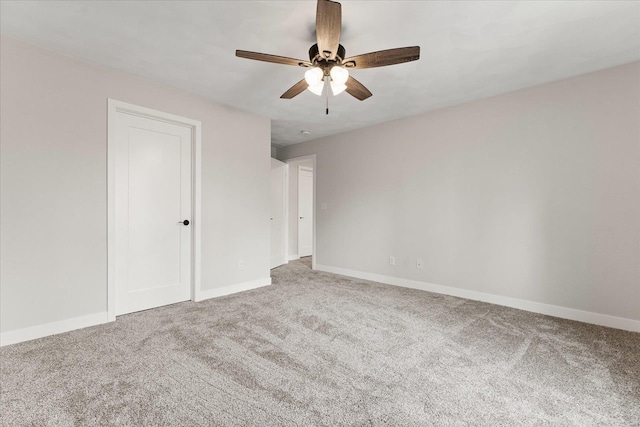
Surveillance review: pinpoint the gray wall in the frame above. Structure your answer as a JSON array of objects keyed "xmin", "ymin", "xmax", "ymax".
[
  {"xmin": 279, "ymin": 62, "xmax": 640, "ymax": 322},
  {"xmin": 0, "ymin": 36, "xmax": 271, "ymax": 333}
]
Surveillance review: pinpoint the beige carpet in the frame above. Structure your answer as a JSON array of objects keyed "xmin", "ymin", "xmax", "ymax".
[{"xmin": 1, "ymin": 258, "xmax": 639, "ymax": 426}]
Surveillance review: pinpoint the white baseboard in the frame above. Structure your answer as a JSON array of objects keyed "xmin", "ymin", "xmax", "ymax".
[
  {"xmin": 0, "ymin": 311, "xmax": 111, "ymax": 347},
  {"xmin": 1, "ymin": 278, "xmax": 272, "ymax": 347},
  {"xmin": 288, "ymin": 254, "xmax": 300, "ymax": 261},
  {"xmin": 315, "ymin": 264, "xmax": 640, "ymax": 333},
  {"xmin": 195, "ymin": 277, "xmax": 272, "ymax": 302}
]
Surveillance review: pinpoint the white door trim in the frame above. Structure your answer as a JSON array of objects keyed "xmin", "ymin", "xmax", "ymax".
[
  {"xmin": 283, "ymin": 154, "xmax": 317, "ymax": 270},
  {"xmin": 297, "ymin": 166, "xmax": 314, "ymax": 258},
  {"xmin": 283, "ymin": 164, "xmax": 289, "ymax": 265},
  {"xmin": 107, "ymin": 99, "xmax": 202, "ymax": 321},
  {"xmin": 270, "ymin": 158, "xmax": 289, "ymax": 269}
]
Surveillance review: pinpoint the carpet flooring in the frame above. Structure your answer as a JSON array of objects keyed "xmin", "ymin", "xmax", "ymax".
[{"xmin": 1, "ymin": 258, "xmax": 639, "ymax": 426}]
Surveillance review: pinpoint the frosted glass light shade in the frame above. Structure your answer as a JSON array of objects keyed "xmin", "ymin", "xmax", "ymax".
[
  {"xmin": 304, "ymin": 67, "xmax": 323, "ymax": 86},
  {"xmin": 308, "ymin": 81, "xmax": 324, "ymax": 96},
  {"xmin": 330, "ymin": 66, "xmax": 349, "ymax": 84},
  {"xmin": 330, "ymin": 81, "xmax": 347, "ymax": 95}
]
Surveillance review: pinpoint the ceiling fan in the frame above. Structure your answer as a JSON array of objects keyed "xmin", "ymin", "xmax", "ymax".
[{"xmin": 236, "ymin": 0, "xmax": 420, "ymax": 104}]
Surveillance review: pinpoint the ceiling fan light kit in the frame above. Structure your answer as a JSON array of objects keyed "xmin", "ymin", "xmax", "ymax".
[
  {"xmin": 304, "ymin": 67, "xmax": 324, "ymax": 86},
  {"xmin": 330, "ymin": 81, "xmax": 347, "ymax": 96},
  {"xmin": 303, "ymin": 64, "xmax": 349, "ymax": 97},
  {"xmin": 330, "ymin": 66, "xmax": 349, "ymax": 85},
  {"xmin": 236, "ymin": 0, "xmax": 420, "ymax": 111},
  {"xmin": 308, "ymin": 80, "xmax": 325, "ymax": 96}
]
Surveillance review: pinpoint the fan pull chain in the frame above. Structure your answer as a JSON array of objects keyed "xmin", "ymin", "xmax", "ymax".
[{"xmin": 325, "ymin": 79, "xmax": 329, "ymax": 115}]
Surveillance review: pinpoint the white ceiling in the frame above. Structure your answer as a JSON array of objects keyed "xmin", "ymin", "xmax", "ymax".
[{"xmin": 1, "ymin": 1, "xmax": 639, "ymax": 146}]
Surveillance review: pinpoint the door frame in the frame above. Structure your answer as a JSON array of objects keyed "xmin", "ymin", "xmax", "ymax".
[
  {"xmin": 107, "ymin": 99, "xmax": 202, "ymax": 321},
  {"xmin": 284, "ymin": 154, "xmax": 317, "ymax": 270},
  {"xmin": 297, "ymin": 165, "xmax": 314, "ymax": 258},
  {"xmin": 270, "ymin": 158, "xmax": 289, "ymax": 269}
]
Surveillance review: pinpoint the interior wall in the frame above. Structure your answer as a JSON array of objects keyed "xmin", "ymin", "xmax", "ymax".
[
  {"xmin": 278, "ymin": 62, "xmax": 640, "ymax": 324},
  {"xmin": 0, "ymin": 36, "xmax": 271, "ymax": 334},
  {"xmin": 285, "ymin": 159, "xmax": 313, "ymax": 259}
]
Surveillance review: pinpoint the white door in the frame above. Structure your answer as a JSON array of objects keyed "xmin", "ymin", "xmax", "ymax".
[
  {"xmin": 270, "ymin": 159, "xmax": 287, "ymax": 269},
  {"xmin": 115, "ymin": 112, "xmax": 192, "ymax": 315},
  {"xmin": 298, "ymin": 167, "xmax": 313, "ymax": 257}
]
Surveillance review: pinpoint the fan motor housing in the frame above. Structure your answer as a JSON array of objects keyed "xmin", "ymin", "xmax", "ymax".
[{"xmin": 309, "ymin": 43, "xmax": 346, "ymax": 66}]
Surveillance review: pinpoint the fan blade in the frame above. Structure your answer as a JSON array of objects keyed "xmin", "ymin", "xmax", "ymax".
[
  {"xmin": 342, "ymin": 46, "xmax": 420, "ymax": 69},
  {"xmin": 236, "ymin": 50, "xmax": 311, "ymax": 67},
  {"xmin": 345, "ymin": 76, "xmax": 372, "ymax": 101},
  {"xmin": 316, "ymin": 0, "xmax": 342, "ymax": 60},
  {"xmin": 281, "ymin": 79, "xmax": 309, "ymax": 99}
]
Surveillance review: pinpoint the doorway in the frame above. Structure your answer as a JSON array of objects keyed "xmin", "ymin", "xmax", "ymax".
[
  {"xmin": 284, "ymin": 155, "xmax": 316, "ymax": 268},
  {"xmin": 107, "ymin": 100, "xmax": 202, "ymax": 320},
  {"xmin": 297, "ymin": 166, "xmax": 313, "ymax": 258}
]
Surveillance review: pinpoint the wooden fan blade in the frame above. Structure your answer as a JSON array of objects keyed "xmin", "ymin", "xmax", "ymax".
[
  {"xmin": 316, "ymin": 0, "xmax": 341, "ymax": 60},
  {"xmin": 342, "ymin": 46, "xmax": 420, "ymax": 69},
  {"xmin": 281, "ymin": 79, "xmax": 309, "ymax": 99},
  {"xmin": 345, "ymin": 76, "xmax": 372, "ymax": 101},
  {"xmin": 236, "ymin": 50, "xmax": 312, "ymax": 67}
]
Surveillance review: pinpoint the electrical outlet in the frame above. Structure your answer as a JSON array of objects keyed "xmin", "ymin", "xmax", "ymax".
[
  {"xmin": 416, "ymin": 258, "xmax": 424, "ymax": 270},
  {"xmin": 389, "ymin": 256, "xmax": 396, "ymax": 266},
  {"xmin": 238, "ymin": 260, "xmax": 246, "ymax": 271}
]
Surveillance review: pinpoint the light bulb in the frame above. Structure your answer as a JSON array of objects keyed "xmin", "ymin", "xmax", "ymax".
[
  {"xmin": 308, "ymin": 81, "xmax": 324, "ymax": 96},
  {"xmin": 304, "ymin": 67, "xmax": 323, "ymax": 86},
  {"xmin": 330, "ymin": 66, "xmax": 349, "ymax": 84},
  {"xmin": 330, "ymin": 80, "xmax": 347, "ymax": 96}
]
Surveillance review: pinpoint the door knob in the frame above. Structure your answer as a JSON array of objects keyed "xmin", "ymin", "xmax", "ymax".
[
  {"xmin": 179, "ymin": 220, "xmax": 190, "ymax": 226},
  {"xmin": 300, "ymin": 217, "xmax": 304, "ymax": 219}
]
